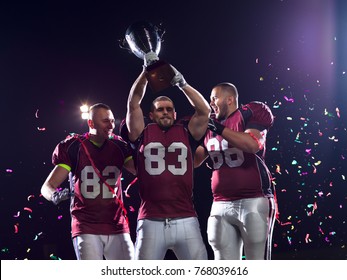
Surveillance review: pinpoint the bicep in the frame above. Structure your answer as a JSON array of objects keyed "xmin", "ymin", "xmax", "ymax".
[
  {"xmin": 46, "ymin": 165, "xmax": 70, "ymax": 188},
  {"xmin": 188, "ymin": 113, "xmax": 209, "ymax": 141},
  {"xmin": 126, "ymin": 109, "xmax": 145, "ymax": 142}
]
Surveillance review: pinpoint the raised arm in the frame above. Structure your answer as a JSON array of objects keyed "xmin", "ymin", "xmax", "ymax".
[
  {"xmin": 126, "ymin": 68, "xmax": 148, "ymax": 142},
  {"xmin": 171, "ymin": 66, "xmax": 211, "ymax": 140}
]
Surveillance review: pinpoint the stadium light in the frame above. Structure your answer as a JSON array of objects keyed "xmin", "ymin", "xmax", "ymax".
[{"xmin": 80, "ymin": 104, "xmax": 89, "ymax": 120}]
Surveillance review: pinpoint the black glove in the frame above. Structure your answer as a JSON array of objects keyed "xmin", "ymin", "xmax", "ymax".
[
  {"xmin": 51, "ymin": 188, "xmax": 71, "ymax": 205},
  {"xmin": 170, "ymin": 65, "xmax": 187, "ymax": 88},
  {"xmin": 208, "ymin": 118, "xmax": 225, "ymax": 135}
]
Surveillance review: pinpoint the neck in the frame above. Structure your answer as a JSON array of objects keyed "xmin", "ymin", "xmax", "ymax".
[
  {"xmin": 88, "ymin": 133, "xmax": 105, "ymax": 146},
  {"xmin": 221, "ymin": 107, "xmax": 237, "ymax": 121}
]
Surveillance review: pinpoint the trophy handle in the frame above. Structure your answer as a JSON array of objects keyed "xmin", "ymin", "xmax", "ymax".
[
  {"xmin": 156, "ymin": 22, "xmax": 166, "ymax": 42},
  {"xmin": 118, "ymin": 38, "xmax": 131, "ymax": 51}
]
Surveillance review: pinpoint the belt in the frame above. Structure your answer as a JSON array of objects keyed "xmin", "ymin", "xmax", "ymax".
[
  {"xmin": 146, "ymin": 217, "xmax": 185, "ymax": 222},
  {"xmin": 146, "ymin": 217, "xmax": 185, "ymax": 228}
]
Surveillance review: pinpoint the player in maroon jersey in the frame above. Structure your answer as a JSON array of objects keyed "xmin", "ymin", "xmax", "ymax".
[
  {"xmin": 123, "ymin": 66, "xmax": 210, "ymax": 259},
  {"xmin": 41, "ymin": 103, "xmax": 136, "ymax": 260},
  {"xmin": 195, "ymin": 82, "xmax": 276, "ymax": 260}
]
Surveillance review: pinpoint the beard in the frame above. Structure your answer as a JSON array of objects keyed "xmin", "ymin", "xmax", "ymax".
[
  {"xmin": 157, "ymin": 118, "xmax": 173, "ymax": 130},
  {"xmin": 215, "ymin": 103, "xmax": 229, "ymax": 120}
]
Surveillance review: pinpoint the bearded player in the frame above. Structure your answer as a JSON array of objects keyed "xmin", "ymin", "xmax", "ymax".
[
  {"xmin": 195, "ymin": 82, "xmax": 276, "ymax": 260},
  {"xmin": 122, "ymin": 66, "xmax": 210, "ymax": 259}
]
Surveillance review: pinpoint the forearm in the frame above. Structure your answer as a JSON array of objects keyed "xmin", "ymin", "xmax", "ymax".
[
  {"xmin": 184, "ymin": 84, "xmax": 210, "ymax": 140},
  {"xmin": 181, "ymin": 84, "xmax": 211, "ymax": 116},
  {"xmin": 126, "ymin": 71, "xmax": 147, "ymax": 141},
  {"xmin": 221, "ymin": 128, "xmax": 263, "ymax": 153},
  {"xmin": 170, "ymin": 66, "xmax": 210, "ymax": 116},
  {"xmin": 41, "ymin": 182, "xmax": 56, "ymax": 202},
  {"xmin": 41, "ymin": 165, "xmax": 69, "ymax": 203},
  {"xmin": 127, "ymin": 71, "xmax": 148, "ymax": 111},
  {"xmin": 208, "ymin": 118, "xmax": 265, "ymax": 153},
  {"xmin": 170, "ymin": 65, "xmax": 210, "ymax": 139}
]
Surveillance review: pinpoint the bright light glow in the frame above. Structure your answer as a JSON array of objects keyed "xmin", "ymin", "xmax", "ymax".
[
  {"xmin": 80, "ymin": 105, "xmax": 89, "ymax": 113},
  {"xmin": 81, "ymin": 112, "xmax": 89, "ymax": 120},
  {"xmin": 80, "ymin": 104, "xmax": 89, "ymax": 119}
]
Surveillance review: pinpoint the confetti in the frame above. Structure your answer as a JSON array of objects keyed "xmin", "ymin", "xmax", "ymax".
[
  {"xmin": 14, "ymin": 224, "xmax": 19, "ymax": 234},
  {"xmin": 13, "ymin": 211, "xmax": 20, "ymax": 218},
  {"xmin": 124, "ymin": 177, "xmax": 138, "ymax": 198},
  {"xmin": 23, "ymin": 207, "xmax": 33, "ymax": 213},
  {"xmin": 3, "ymin": 3, "xmax": 346, "ymax": 261},
  {"xmin": 49, "ymin": 254, "xmax": 61, "ymax": 260},
  {"xmin": 284, "ymin": 96, "xmax": 294, "ymax": 102}
]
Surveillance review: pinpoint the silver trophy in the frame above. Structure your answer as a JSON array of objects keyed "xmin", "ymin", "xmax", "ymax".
[{"xmin": 120, "ymin": 21, "xmax": 175, "ymax": 93}]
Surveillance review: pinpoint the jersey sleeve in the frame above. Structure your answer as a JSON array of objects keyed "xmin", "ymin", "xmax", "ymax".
[
  {"xmin": 242, "ymin": 101, "xmax": 274, "ymax": 131},
  {"xmin": 52, "ymin": 138, "xmax": 73, "ymax": 167},
  {"xmin": 119, "ymin": 118, "xmax": 129, "ymax": 142},
  {"xmin": 110, "ymin": 134, "xmax": 133, "ymax": 160},
  {"xmin": 119, "ymin": 117, "xmax": 151, "ymax": 144}
]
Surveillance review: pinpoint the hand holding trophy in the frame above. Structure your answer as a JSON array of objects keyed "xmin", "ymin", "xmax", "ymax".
[{"xmin": 119, "ymin": 21, "xmax": 176, "ymax": 93}]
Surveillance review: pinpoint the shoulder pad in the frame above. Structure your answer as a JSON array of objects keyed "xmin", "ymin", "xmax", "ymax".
[{"xmin": 242, "ymin": 102, "xmax": 274, "ymax": 130}]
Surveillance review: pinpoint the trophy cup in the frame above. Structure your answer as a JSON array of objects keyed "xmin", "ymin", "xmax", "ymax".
[{"xmin": 120, "ymin": 21, "xmax": 175, "ymax": 93}]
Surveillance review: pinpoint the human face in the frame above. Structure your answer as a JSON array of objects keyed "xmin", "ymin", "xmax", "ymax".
[
  {"xmin": 89, "ymin": 108, "xmax": 115, "ymax": 140},
  {"xmin": 210, "ymin": 87, "xmax": 230, "ymax": 120},
  {"xmin": 150, "ymin": 100, "xmax": 176, "ymax": 129}
]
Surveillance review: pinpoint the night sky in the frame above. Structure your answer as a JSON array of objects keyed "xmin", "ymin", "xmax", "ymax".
[{"xmin": 1, "ymin": 0, "xmax": 346, "ymax": 260}]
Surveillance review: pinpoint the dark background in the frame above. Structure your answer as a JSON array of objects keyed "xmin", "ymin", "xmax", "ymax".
[{"xmin": 1, "ymin": 0, "xmax": 346, "ymax": 260}]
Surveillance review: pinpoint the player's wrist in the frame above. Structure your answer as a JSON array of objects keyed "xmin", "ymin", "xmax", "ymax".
[
  {"xmin": 208, "ymin": 118, "xmax": 225, "ymax": 135},
  {"xmin": 51, "ymin": 188, "xmax": 70, "ymax": 205}
]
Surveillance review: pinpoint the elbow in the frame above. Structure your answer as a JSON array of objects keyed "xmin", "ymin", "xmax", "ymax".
[
  {"xmin": 41, "ymin": 183, "xmax": 53, "ymax": 201},
  {"xmin": 205, "ymin": 104, "xmax": 212, "ymax": 116},
  {"xmin": 193, "ymin": 160, "xmax": 201, "ymax": 168},
  {"xmin": 40, "ymin": 186, "xmax": 50, "ymax": 201},
  {"xmin": 197, "ymin": 105, "xmax": 211, "ymax": 118},
  {"xmin": 206, "ymin": 107, "xmax": 212, "ymax": 117},
  {"xmin": 40, "ymin": 184, "xmax": 46, "ymax": 196},
  {"xmin": 244, "ymin": 131, "xmax": 264, "ymax": 153},
  {"xmin": 249, "ymin": 146, "xmax": 260, "ymax": 154},
  {"xmin": 243, "ymin": 141, "xmax": 261, "ymax": 154}
]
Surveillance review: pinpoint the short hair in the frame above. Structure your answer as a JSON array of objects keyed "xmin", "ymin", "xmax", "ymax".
[
  {"xmin": 150, "ymin": 96, "xmax": 175, "ymax": 112},
  {"xmin": 214, "ymin": 82, "xmax": 239, "ymax": 99},
  {"xmin": 88, "ymin": 103, "xmax": 111, "ymax": 119}
]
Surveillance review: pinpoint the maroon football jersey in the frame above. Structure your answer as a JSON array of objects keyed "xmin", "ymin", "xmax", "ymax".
[
  {"xmin": 52, "ymin": 133, "xmax": 131, "ymax": 238},
  {"xmin": 134, "ymin": 123, "xmax": 198, "ymax": 219},
  {"xmin": 204, "ymin": 102, "xmax": 274, "ymax": 201}
]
